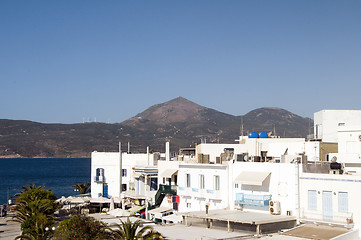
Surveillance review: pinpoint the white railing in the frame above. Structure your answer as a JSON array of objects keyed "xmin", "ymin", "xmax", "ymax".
[{"xmin": 301, "ymin": 208, "xmax": 353, "ymax": 224}]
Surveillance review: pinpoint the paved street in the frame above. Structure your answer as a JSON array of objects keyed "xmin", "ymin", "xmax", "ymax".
[{"xmin": 0, "ymin": 217, "xmax": 21, "ymax": 240}]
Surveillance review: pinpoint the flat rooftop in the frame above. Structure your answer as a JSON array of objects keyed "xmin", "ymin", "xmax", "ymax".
[
  {"xmin": 182, "ymin": 209, "xmax": 297, "ymax": 235},
  {"xmin": 183, "ymin": 209, "xmax": 296, "ymax": 225},
  {"xmin": 282, "ymin": 224, "xmax": 351, "ymax": 240}
]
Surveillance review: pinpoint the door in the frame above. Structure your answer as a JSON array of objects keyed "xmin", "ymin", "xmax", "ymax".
[
  {"xmin": 103, "ymin": 184, "xmax": 108, "ymax": 198},
  {"xmin": 322, "ymin": 191, "xmax": 333, "ymax": 220}
]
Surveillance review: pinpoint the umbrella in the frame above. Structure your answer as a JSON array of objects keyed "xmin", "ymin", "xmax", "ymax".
[
  {"xmin": 110, "ymin": 197, "xmax": 115, "ymax": 211},
  {"xmin": 56, "ymin": 196, "xmax": 67, "ymax": 203},
  {"xmin": 108, "ymin": 208, "xmax": 131, "ymax": 217},
  {"xmin": 90, "ymin": 196, "xmax": 111, "ymax": 203},
  {"xmin": 70, "ymin": 197, "xmax": 86, "ymax": 204}
]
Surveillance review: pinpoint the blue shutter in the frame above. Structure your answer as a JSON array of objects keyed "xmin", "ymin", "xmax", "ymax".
[
  {"xmin": 323, "ymin": 191, "xmax": 333, "ymax": 220},
  {"xmin": 338, "ymin": 192, "xmax": 348, "ymax": 212},
  {"xmin": 308, "ymin": 190, "xmax": 317, "ymax": 210}
]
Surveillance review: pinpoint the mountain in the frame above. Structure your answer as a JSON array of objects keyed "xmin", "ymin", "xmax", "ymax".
[
  {"xmin": 242, "ymin": 107, "xmax": 312, "ymax": 138},
  {"xmin": 0, "ymin": 97, "xmax": 312, "ymax": 158}
]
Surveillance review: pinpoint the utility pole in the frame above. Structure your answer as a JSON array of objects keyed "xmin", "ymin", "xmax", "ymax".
[{"xmin": 119, "ymin": 142, "xmax": 122, "ymax": 196}]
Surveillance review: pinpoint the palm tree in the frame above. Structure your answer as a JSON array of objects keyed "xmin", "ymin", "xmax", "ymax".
[
  {"xmin": 108, "ymin": 217, "xmax": 163, "ymax": 240},
  {"xmin": 8, "ymin": 184, "xmax": 60, "ymax": 240},
  {"xmin": 72, "ymin": 182, "xmax": 91, "ymax": 194}
]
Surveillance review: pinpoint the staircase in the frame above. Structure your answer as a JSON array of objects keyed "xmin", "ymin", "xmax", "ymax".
[{"xmin": 150, "ymin": 184, "xmax": 177, "ymax": 210}]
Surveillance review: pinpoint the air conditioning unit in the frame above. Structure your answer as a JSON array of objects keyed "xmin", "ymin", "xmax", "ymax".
[{"xmin": 269, "ymin": 200, "xmax": 281, "ymax": 215}]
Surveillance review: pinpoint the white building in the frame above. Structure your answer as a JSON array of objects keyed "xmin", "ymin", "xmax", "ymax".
[
  {"xmin": 158, "ymin": 129, "xmax": 361, "ymax": 238},
  {"xmin": 314, "ymin": 110, "xmax": 361, "ymax": 143},
  {"xmin": 89, "ymin": 109, "xmax": 361, "ymax": 238},
  {"xmin": 91, "ymin": 151, "xmax": 159, "ymax": 201}
]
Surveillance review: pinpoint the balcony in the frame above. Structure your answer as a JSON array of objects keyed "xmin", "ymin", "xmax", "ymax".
[
  {"xmin": 94, "ymin": 175, "xmax": 105, "ymax": 183},
  {"xmin": 301, "ymin": 208, "xmax": 353, "ymax": 224},
  {"xmin": 235, "ymin": 193, "xmax": 271, "ymax": 207}
]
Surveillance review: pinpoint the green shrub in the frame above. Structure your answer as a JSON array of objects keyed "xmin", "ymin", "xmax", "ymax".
[{"xmin": 53, "ymin": 215, "xmax": 109, "ymax": 240}]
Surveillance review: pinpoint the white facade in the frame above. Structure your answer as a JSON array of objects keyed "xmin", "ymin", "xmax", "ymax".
[
  {"xmin": 176, "ymin": 163, "xmax": 228, "ymax": 212},
  {"xmin": 232, "ymin": 162, "xmax": 299, "ymax": 216},
  {"xmin": 336, "ymin": 126, "xmax": 361, "ymax": 164},
  {"xmin": 91, "ymin": 151, "xmax": 157, "ymax": 200},
  {"xmin": 314, "ymin": 110, "xmax": 361, "ymax": 143},
  {"xmin": 300, "ymin": 172, "xmax": 361, "ymax": 228}
]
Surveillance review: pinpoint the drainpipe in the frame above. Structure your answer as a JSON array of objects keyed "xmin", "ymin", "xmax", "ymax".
[{"xmin": 228, "ymin": 158, "xmax": 233, "ymax": 210}]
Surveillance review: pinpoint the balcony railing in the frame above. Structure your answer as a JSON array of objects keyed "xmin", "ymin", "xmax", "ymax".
[
  {"xmin": 301, "ymin": 208, "xmax": 353, "ymax": 224},
  {"xmin": 235, "ymin": 193, "xmax": 271, "ymax": 207},
  {"xmin": 94, "ymin": 176, "xmax": 105, "ymax": 183}
]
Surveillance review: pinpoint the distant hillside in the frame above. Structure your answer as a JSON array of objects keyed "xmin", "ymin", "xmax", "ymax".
[{"xmin": 0, "ymin": 97, "xmax": 312, "ymax": 158}]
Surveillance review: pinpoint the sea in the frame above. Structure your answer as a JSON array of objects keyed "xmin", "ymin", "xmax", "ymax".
[{"xmin": 0, "ymin": 158, "xmax": 91, "ymax": 204}]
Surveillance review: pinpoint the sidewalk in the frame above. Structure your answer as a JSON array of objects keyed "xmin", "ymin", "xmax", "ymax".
[{"xmin": 0, "ymin": 217, "xmax": 21, "ymax": 240}]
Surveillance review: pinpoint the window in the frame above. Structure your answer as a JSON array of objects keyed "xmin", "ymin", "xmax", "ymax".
[
  {"xmin": 338, "ymin": 192, "xmax": 348, "ymax": 212},
  {"xmin": 186, "ymin": 203, "xmax": 191, "ymax": 208},
  {"xmin": 122, "ymin": 169, "xmax": 127, "ymax": 177},
  {"xmin": 122, "ymin": 184, "xmax": 127, "ymax": 191},
  {"xmin": 186, "ymin": 174, "xmax": 191, "ymax": 188},
  {"xmin": 163, "ymin": 177, "xmax": 166, "ymax": 184},
  {"xmin": 95, "ymin": 168, "xmax": 104, "ymax": 182},
  {"xmin": 214, "ymin": 175, "xmax": 220, "ymax": 191},
  {"xmin": 199, "ymin": 174, "xmax": 205, "ymax": 189},
  {"xmin": 150, "ymin": 178, "xmax": 158, "ymax": 191},
  {"xmin": 235, "ymin": 183, "xmax": 239, "ymax": 188},
  {"xmin": 308, "ymin": 190, "xmax": 317, "ymax": 210}
]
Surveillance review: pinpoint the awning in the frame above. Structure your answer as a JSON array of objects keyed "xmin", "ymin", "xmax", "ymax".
[
  {"xmin": 162, "ymin": 214, "xmax": 183, "ymax": 223},
  {"xmin": 90, "ymin": 196, "xmax": 111, "ymax": 203},
  {"xmin": 160, "ymin": 169, "xmax": 178, "ymax": 177},
  {"xmin": 234, "ymin": 171, "xmax": 270, "ymax": 186},
  {"xmin": 127, "ymin": 205, "xmax": 145, "ymax": 214},
  {"xmin": 148, "ymin": 206, "xmax": 174, "ymax": 214},
  {"xmin": 148, "ymin": 206, "xmax": 174, "ymax": 219}
]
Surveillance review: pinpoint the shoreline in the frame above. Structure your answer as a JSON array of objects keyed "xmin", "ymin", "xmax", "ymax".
[{"xmin": 0, "ymin": 157, "xmax": 90, "ymax": 159}]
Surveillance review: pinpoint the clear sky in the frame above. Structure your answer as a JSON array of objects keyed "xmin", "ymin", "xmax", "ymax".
[{"xmin": 1, "ymin": 1, "xmax": 360, "ymax": 123}]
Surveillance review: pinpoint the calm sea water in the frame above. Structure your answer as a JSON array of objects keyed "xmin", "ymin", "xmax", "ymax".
[{"xmin": 0, "ymin": 158, "xmax": 90, "ymax": 204}]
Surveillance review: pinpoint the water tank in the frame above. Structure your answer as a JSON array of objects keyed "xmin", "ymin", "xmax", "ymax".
[
  {"xmin": 248, "ymin": 132, "xmax": 259, "ymax": 138},
  {"xmin": 259, "ymin": 132, "xmax": 269, "ymax": 138}
]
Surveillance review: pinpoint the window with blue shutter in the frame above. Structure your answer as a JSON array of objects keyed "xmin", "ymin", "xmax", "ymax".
[
  {"xmin": 338, "ymin": 192, "xmax": 348, "ymax": 212},
  {"xmin": 308, "ymin": 190, "xmax": 317, "ymax": 210}
]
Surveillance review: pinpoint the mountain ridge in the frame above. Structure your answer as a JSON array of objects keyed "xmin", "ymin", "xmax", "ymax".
[{"xmin": 0, "ymin": 97, "xmax": 313, "ymax": 158}]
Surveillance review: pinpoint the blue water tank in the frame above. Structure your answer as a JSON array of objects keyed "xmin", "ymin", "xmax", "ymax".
[
  {"xmin": 248, "ymin": 132, "xmax": 259, "ymax": 138},
  {"xmin": 259, "ymin": 132, "xmax": 269, "ymax": 138}
]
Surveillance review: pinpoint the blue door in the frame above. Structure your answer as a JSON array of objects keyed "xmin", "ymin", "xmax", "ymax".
[
  {"xmin": 323, "ymin": 191, "xmax": 333, "ymax": 220},
  {"xmin": 103, "ymin": 184, "xmax": 108, "ymax": 198}
]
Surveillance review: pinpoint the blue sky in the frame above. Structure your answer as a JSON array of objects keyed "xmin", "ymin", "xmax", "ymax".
[{"xmin": 1, "ymin": 1, "xmax": 360, "ymax": 123}]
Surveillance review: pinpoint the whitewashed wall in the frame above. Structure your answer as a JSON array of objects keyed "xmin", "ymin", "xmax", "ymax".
[
  {"xmin": 177, "ymin": 163, "xmax": 228, "ymax": 212},
  {"xmin": 91, "ymin": 152, "xmax": 155, "ymax": 198},
  {"xmin": 232, "ymin": 162, "xmax": 299, "ymax": 216},
  {"xmin": 314, "ymin": 110, "xmax": 361, "ymax": 143},
  {"xmin": 300, "ymin": 172, "xmax": 361, "ymax": 237}
]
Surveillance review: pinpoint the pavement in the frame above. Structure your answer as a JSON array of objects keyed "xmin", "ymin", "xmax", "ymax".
[{"xmin": 0, "ymin": 217, "xmax": 21, "ymax": 240}]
